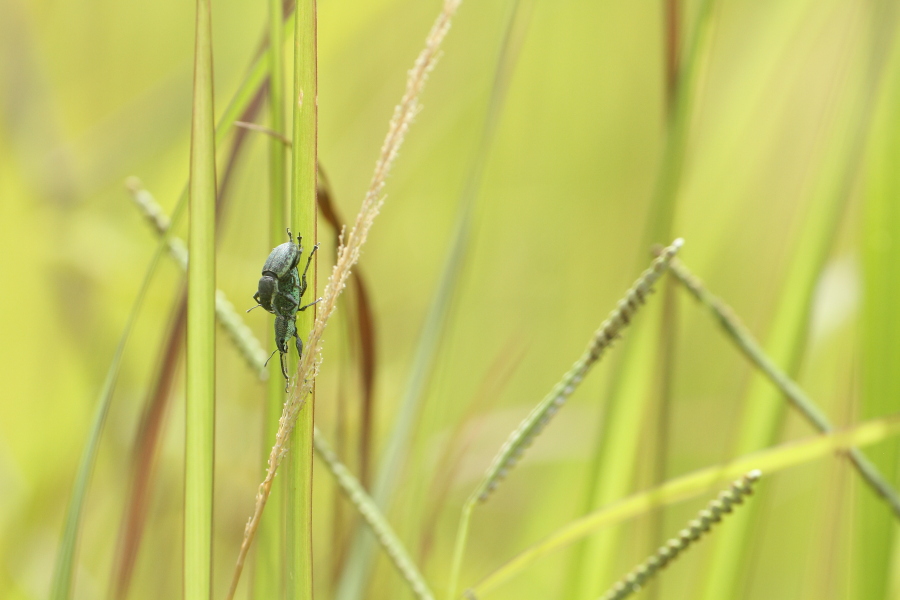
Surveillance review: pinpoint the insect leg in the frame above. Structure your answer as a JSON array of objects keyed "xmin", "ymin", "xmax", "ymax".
[
  {"xmin": 297, "ymin": 298, "xmax": 322, "ymax": 312},
  {"xmin": 297, "ymin": 244, "xmax": 319, "ymax": 300},
  {"xmin": 300, "ymin": 244, "xmax": 318, "ymax": 278},
  {"xmin": 279, "ymin": 352, "xmax": 289, "ymax": 391},
  {"xmin": 273, "ymin": 287, "xmax": 299, "ymax": 315}
]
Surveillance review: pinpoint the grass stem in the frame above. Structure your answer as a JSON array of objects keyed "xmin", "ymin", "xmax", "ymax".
[
  {"xmin": 184, "ymin": 0, "xmax": 217, "ymax": 595},
  {"xmin": 286, "ymin": 0, "xmax": 318, "ymax": 597}
]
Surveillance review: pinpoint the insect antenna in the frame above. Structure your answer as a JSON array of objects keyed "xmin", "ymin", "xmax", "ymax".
[{"xmin": 263, "ymin": 349, "xmax": 278, "ymax": 367}]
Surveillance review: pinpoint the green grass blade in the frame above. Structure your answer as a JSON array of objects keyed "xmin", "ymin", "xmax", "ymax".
[
  {"xmin": 48, "ymin": 28, "xmax": 282, "ymax": 598},
  {"xmin": 286, "ymin": 1, "xmax": 318, "ymax": 599},
  {"xmin": 184, "ymin": 0, "xmax": 217, "ymax": 596},
  {"xmin": 254, "ymin": 0, "xmax": 290, "ymax": 595},
  {"xmin": 858, "ymin": 22, "xmax": 900, "ymax": 599},
  {"xmin": 48, "ymin": 11, "xmax": 293, "ymax": 598},
  {"xmin": 471, "ymin": 412, "xmax": 900, "ymax": 598},
  {"xmin": 700, "ymin": 27, "xmax": 889, "ymax": 600},
  {"xmin": 228, "ymin": 2, "xmax": 460, "ymax": 595}
]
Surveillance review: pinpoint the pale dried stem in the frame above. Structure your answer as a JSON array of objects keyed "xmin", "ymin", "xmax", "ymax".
[{"xmin": 226, "ymin": 2, "xmax": 462, "ymax": 597}]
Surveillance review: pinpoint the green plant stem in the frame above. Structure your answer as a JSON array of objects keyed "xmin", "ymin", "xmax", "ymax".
[
  {"xmin": 470, "ymin": 412, "xmax": 900, "ymax": 598},
  {"xmin": 858, "ymin": 5, "xmax": 900, "ymax": 596},
  {"xmin": 185, "ymin": 0, "xmax": 217, "ymax": 596},
  {"xmin": 255, "ymin": 0, "xmax": 289, "ymax": 594},
  {"xmin": 670, "ymin": 259, "xmax": 900, "ymax": 516},
  {"xmin": 286, "ymin": 1, "xmax": 317, "ymax": 599}
]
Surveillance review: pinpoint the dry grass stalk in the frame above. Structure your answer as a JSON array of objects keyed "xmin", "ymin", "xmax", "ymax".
[{"xmin": 225, "ymin": 1, "xmax": 463, "ymax": 596}]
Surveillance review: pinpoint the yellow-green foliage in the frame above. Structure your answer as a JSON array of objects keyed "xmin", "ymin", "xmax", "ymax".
[{"xmin": 2, "ymin": 1, "xmax": 899, "ymax": 600}]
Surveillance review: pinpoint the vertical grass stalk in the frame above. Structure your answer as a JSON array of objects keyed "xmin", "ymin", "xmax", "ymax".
[
  {"xmin": 286, "ymin": 0, "xmax": 318, "ymax": 598},
  {"xmin": 255, "ymin": 0, "xmax": 290, "ymax": 594},
  {"xmin": 49, "ymin": 17, "xmax": 294, "ymax": 597},
  {"xmin": 184, "ymin": 0, "xmax": 217, "ymax": 596}
]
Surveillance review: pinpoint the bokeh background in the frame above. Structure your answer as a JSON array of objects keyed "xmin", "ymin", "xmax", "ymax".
[{"xmin": 1, "ymin": 0, "xmax": 899, "ymax": 599}]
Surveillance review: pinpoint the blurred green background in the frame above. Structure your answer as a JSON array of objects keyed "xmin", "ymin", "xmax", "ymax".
[{"xmin": 1, "ymin": 0, "xmax": 899, "ymax": 599}]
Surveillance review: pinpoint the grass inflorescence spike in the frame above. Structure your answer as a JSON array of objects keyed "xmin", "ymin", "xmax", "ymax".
[
  {"xmin": 473, "ymin": 238, "xmax": 684, "ymax": 503},
  {"xmin": 598, "ymin": 470, "xmax": 762, "ymax": 600},
  {"xmin": 313, "ymin": 431, "xmax": 436, "ymax": 600}
]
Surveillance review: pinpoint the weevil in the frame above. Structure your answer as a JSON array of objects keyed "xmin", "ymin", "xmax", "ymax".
[
  {"xmin": 251, "ymin": 229, "xmax": 321, "ymax": 389},
  {"xmin": 251, "ymin": 229, "xmax": 302, "ymax": 314}
]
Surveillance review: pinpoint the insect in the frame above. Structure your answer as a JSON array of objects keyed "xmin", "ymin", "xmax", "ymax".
[
  {"xmin": 249, "ymin": 229, "xmax": 320, "ymax": 389},
  {"xmin": 251, "ymin": 230, "xmax": 303, "ymax": 314}
]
